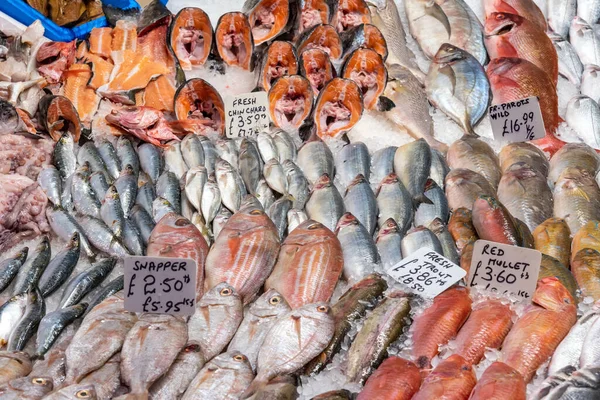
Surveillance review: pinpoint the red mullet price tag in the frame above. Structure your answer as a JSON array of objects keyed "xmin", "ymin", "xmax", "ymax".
[
  {"xmin": 225, "ymin": 92, "xmax": 270, "ymax": 138},
  {"xmin": 386, "ymin": 248, "xmax": 466, "ymax": 298},
  {"xmin": 124, "ymin": 256, "xmax": 197, "ymax": 316},
  {"xmin": 468, "ymin": 240, "xmax": 541, "ymax": 301},
  {"xmin": 489, "ymin": 96, "xmax": 546, "ymax": 143}
]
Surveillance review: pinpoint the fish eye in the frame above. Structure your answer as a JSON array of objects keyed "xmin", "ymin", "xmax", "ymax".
[
  {"xmin": 250, "ymin": 209, "xmax": 263, "ymax": 215},
  {"xmin": 220, "ymin": 287, "xmax": 232, "ymax": 296},
  {"xmin": 316, "ymin": 305, "xmax": 328, "ymax": 313},
  {"xmin": 76, "ymin": 390, "xmax": 91, "ymax": 398},
  {"xmin": 495, "ymin": 13, "xmax": 505, "ymax": 20},
  {"xmin": 233, "ymin": 354, "xmax": 246, "ymax": 362},
  {"xmin": 269, "ymin": 296, "xmax": 281, "ymax": 305},
  {"xmin": 308, "ymin": 223, "xmax": 320, "ymax": 230},
  {"xmin": 31, "ymin": 377, "xmax": 47, "ymax": 385}
]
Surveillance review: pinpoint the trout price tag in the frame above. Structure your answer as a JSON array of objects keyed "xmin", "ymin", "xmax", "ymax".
[
  {"xmin": 124, "ymin": 256, "xmax": 197, "ymax": 316},
  {"xmin": 467, "ymin": 240, "xmax": 541, "ymax": 301},
  {"xmin": 386, "ymin": 248, "xmax": 466, "ymax": 298},
  {"xmin": 225, "ymin": 92, "xmax": 270, "ymax": 138},
  {"xmin": 489, "ymin": 96, "xmax": 546, "ymax": 143}
]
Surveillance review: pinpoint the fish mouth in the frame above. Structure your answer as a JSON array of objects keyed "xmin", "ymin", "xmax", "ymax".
[
  {"xmin": 170, "ymin": 8, "xmax": 213, "ymax": 69},
  {"xmin": 216, "ymin": 12, "xmax": 254, "ymax": 69},
  {"xmin": 486, "ymin": 17, "xmax": 516, "ymax": 37},
  {"xmin": 269, "ymin": 75, "xmax": 314, "ymax": 130},
  {"xmin": 249, "ymin": 0, "xmax": 290, "ymax": 44}
]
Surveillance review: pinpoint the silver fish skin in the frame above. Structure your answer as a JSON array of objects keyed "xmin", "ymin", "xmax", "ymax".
[
  {"xmin": 181, "ymin": 184, "xmax": 196, "ymax": 221},
  {"xmin": 152, "ymin": 197, "xmax": 176, "ymax": 223},
  {"xmin": 414, "ymin": 179, "xmax": 449, "ymax": 228},
  {"xmin": 570, "ymin": 17, "xmax": 600, "ymax": 67},
  {"xmin": 297, "ymin": 141, "xmax": 335, "ymax": 184},
  {"xmin": 549, "ymin": 303, "xmax": 600, "ymax": 375},
  {"xmin": 116, "ymin": 136, "xmax": 139, "ymax": 176},
  {"xmin": 438, "ymin": 0, "xmax": 487, "ymax": 64},
  {"xmin": 182, "ymin": 351, "xmax": 254, "ymax": 400},
  {"xmin": 64, "ymin": 292, "xmax": 137, "ymax": 385},
  {"xmin": 582, "ymin": 64, "xmax": 600, "ymax": 103},
  {"xmin": 405, "ymin": 0, "xmax": 452, "ymax": 60},
  {"xmin": 0, "ymin": 375, "xmax": 53, "ymax": 399},
  {"xmin": 138, "ymin": 143, "xmax": 164, "ymax": 184},
  {"xmin": 216, "ymin": 139, "xmax": 239, "ymax": 167},
  {"xmin": 580, "ymin": 310, "xmax": 600, "ymax": 368},
  {"xmin": 71, "ymin": 170, "xmax": 101, "ymax": 219},
  {"xmin": 566, "ymin": 95, "xmax": 600, "ymax": 149},
  {"xmin": 376, "ymin": 173, "xmax": 414, "ymax": 234},
  {"xmin": 255, "ymin": 178, "xmax": 276, "ymax": 211},
  {"xmin": 77, "ymin": 142, "xmax": 110, "ymax": 181},
  {"xmin": 130, "ymin": 205, "xmax": 155, "ymax": 246},
  {"xmin": 228, "ymin": 289, "xmax": 291, "ymax": 371},
  {"xmin": 200, "ymin": 136, "xmax": 218, "ymax": 175},
  {"xmin": 553, "ymin": 167, "xmax": 600, "ymax": 233},
  {"xmin": 164, "ymin": 140, "xmax": 188, "ymax": 179},
  {"xmin": 376, "ymin": 218, "xmax": 403, "ymax": 270},
  {"xmin": 272, "ymin": 129, "xmax": 297, "ymax": 162},
  {"xmin": 122, "ymin": 218, "xmax": 144, "ymax": 256},
  {"xmin": 268, "ymin": 196, "xmax": 293, "ymax": 240},
  {"xmin": 181, "ymin": 134, "xmax": 206, "ymax": 169},
  {"xmin": 59, "ymin": 257, "xmax": 116, "ymax": 309},
  {"xmin": 77, "ymin": 215, "xmax": 131, "ymax": 258},
  {"xmin": 344, "ymin": 174, "xmax": 377, "ymax": 234},
  {"xmin": 8, "ymin": 287, "xmax": 45, "ymax": 351},
  {"xmin": 549, "ymin": 0, "xmax": 577, "ymax": 38},
  {"xmin": 156, "ymin": 171, "xmax": 181, "ymax": 215},
  {"xmin": 149, "ymin": 342, "xmax": 206, "ymax": 400},
  {"xmin": 46, "ymin": 206, "xmax": 94, "ymax": 258},
  {"xmin": 53, "ymin": 133, "xmax": 76, "ymax": 180},
  {"xmin": 306, "ymin": 173, "xmax": 345, "ymax": 232},
  {"xmin": 28, "ymin": 321, "xmax": 76, "ymax": 388},
  {"xmin": 187, "ymin": 282, "xmax": 243, "ymax": 361},
  {"xmin": 336, "ymin": 213, "xmax": 380, "ymax": 284},
  {"xmin": 38, "ymin": 167, "xmax": 62, "ymax": 206},
  {"xmin": 201, "ymin": 178, "xmax": 221, "ymax": 224},
  {"xmin": 120, "ymin": 314, "xmax": 188, "ymax": 397},
  {"xmin": 12, "ymin": 237, "xmax": 51, "ymax": 296},
  {"xmin": 97, "ymin": 139, "xmax": 121, "ymax": 181},
  {"xmin": 426, "ymin": 43, "xmax": 490, "ymax": 135},
  {"xmin": 335, "ymin": 142, "xmax": 371, "ymax": 189},
  {"xmin": 89, "ymin": 171, "xmax": 109, "ymax": 203},
  {"xmin": 578, "ymin": 0, "xmax": 600, "ymax": 24},
  {"xmin": 283, "ymin": 160, "xmax": 309, "ymax": 209},
  {"xmin": 38, "ymin": 232, "xmax": 80, "ymax": 297},
  {"xmin": 247, "ymin": 303, "xmax": 334, "ymax": 396},
  {"xmin": 216, "ymin": 158, "xmax": 247, "ymax": 212},
  {"xmin": 213, "ymin": 207, "xmax": 233, "ymax": 239},
  {"xmin": 79, "ymin": 353, "xmax": 120, "ymax": 400},
  {"xmin": 394, "ymin": 139, "xmax": 432, "ymax": 206},
  {"xmin": 185, "ymin": 166, "xmax": 208, "ymax": 212},
  {"xmin": 0, "ymin": 247, "xmax": 28, "ymax": 293},
  {"xmin": 401, "ymin": 226, "xmax": 443, "ymax": 256},
  {"xmin": 0, "ymin": 293, "xmax": 27, "ymax": 346},
  {"xmin": 84, "ymin": 276, "xmax": 124, "ymax": 316},
  {"xmin": 287, "ymin": 208, "xmax": 308, "ymax": 233},
  {"xmin": 114, "ymin": 164, "xmax": 138, "ymax": 217},
  {"xmin": 430, "ymin": 148, "xmax": 450, "ymax": 189},
  {"xmin": 370, "ymin": 146, "xmax": 396, "ymax": 190},
  {"xmin": 42, "ymin": 383, "xmax": 97, "ymax": 400},
  {"xmin": 264, "ymin": 158, "xmax": 288, "ymax": 195},
  {"xmin": 61, "ymin": 174, "xmax": 74, "ymax": 211},
  {"xmin": 34, "ymin": 303, "xmax": 87, "ymax": 358},
  {"xmin": 239, "ymin": 138, "xmax": 263, "ymax": 194},
  {"xmin": 136, "ymin": 181, "xmax": 156, "ymax": 216},
  {"xmin": 257, "ymin": 132, "xmax": 279, "ymax": 163},
  {"xmin": 550, "ymin": 32, "xmax": 583, "ymax": 85},
  {"xmin": 191, "ymin": 212, "xmax": 213, "ymax": 246},
  {"xmin": 429, "ymin": 218, "xmax": 460, "ymax": 264},
  {"xmin": 101, "ymin": 186, "xmax": 125, "ymax": 237}
]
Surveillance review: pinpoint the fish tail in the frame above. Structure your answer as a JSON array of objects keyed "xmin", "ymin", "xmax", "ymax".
[
  {"xmin": 242, "ymin": 377, "xmax": 267, "ymax": 399},
  {"xmin": 413, "ymin": 194, "xmax": 433, "ymax": 210}
]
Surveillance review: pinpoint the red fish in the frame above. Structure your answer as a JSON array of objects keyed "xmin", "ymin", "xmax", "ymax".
[
  {"xmin": 36, "ymin": 41, "xmax": 76, "ymax": 83},
  {"xmin": 469, "ymin": 362, "xmax": 526, "ymax": 400},
  {"xmin": 357, "ymin": 357, "xmax": 421, "ymax": 400},
  {"xmin": 412, "ymin": 354, "xmax": 477, "ymax": 400},
  {"xmin": 483, "ymin": 0, "xmax": 547, "ymax": 31}
]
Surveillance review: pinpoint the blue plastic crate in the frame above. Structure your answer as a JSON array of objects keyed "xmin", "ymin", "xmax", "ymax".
[{"xmin": 0, "ymin": 0, "xmax": 140, "ymax": 42}]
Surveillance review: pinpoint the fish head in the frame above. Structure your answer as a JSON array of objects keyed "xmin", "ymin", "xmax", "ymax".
[
  {"xmin": 377, "ymin": 218, "xmax": 400, "ymax": 236},
  {"xmin": 313, "ymin": 173, "xmax": 333, "ymax": 189},
  {"xmin": 346, "ymin": 173, "xmax": 367, "ymax": 189},
  {"xmin": 268, "ymin": 75, "xmax": 314, "ymax": 130},
  {"xmin": 248, "ymin": 0, "xmax": 291, "ymax": 45},
  {"xmin": 571, "ymin": 16, "xmax": 593, "ymax": 36},
  {"xmin": 239, "ymin": 194, "xmax": 266, "ymax": 215},
  {"xmin": 295, "ymin": 301, "xmax": 332, "ymax": 322},
  {"xmin": 169, "ymin": 7, "xmax": 213, "ymax": 69},
  {"xmin": 291, "ymin": 219, "xmax": 333, "ymax": 239},
  {"xmin": 335, "ymin": 212, "xmax": 360, "ymax": 232},
  {"xmin": 484, "ymin": 12, "xmax": 522, "ymax": 38},
  {"xmin": 261, "ymin": 41, "xmax": 299, "ymax": 90},
  {"xmin": 299, "ymin": 48, "xmax": 335, "ymax": 95},
  {"xmin": 215, "ymin": 12, "xmax": 254, "ymax": 70},
  {"xmin": 314, "ymin": 77, "xmax": 364, "ymax": 138},
  {"xmin": 298, "ymin": 24, "xmax": 343, "ymax": 61},
  {"xmin": 200, "ymin": 282, "xmax": 241, "ymax": 307},
  {"xmin": 211, "ymin": 351, "xmax": 252, "ymax": 371},
  {"xmin": 533, "ymin": 277, "xmax": 575, "ymax": 311},
  {"xmin": 433, "ymin": 43, "xmax": 467, "ymax": 65},
  {"xmin": 342, "ymin": 48, "xmax": 386, "ymax": 109},
  {"xmin": 6, "ymin": 376, "xmax": 53, "ymax": 397},
  {"xmin": 250, "ymin": 288, "xmax": 291, "ymax": 317}
]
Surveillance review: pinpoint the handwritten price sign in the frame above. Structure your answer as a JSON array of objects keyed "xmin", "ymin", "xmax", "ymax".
[
  {"xmin": 489, "ymin": 96, "xmax": 546, "ymax": 143},
  {"xmin": 386, "ymin": 248, "xmax": 466, "ymax": 298},
  {"xmin": 225, "ymin": 92, "xmax": 270, "ymax": 138},
  {"xmin": 124, "ymin": 256, "xmax": 197, "ymax": 315}
]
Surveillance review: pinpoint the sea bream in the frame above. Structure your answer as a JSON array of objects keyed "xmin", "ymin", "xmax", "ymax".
[
  {"xmin": 313, "ymin": 77, "xmax": 363, "ymax": 138},
  {"xmin": 268, "ymin": 74, "xmax": 314, "ymax": 131},
  {"xmin": 169, "ymin": 7, "xmax": 213, "ymax": 70},
  {"xmin": 299, "ymin": 47, "xmax": 336, "ymax": 95},
  {"xmin": 215, "ymin": 12, "xmax": 255, "ymax": 70},
  {"xmin": 259, "ymin": 41, "xmax": 299, "ymax": 91}
]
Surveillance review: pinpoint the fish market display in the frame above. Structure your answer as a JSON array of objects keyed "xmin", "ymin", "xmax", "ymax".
[{"xmin": 3, "ymin": 0, "xmax": 600, "ymax": 398}]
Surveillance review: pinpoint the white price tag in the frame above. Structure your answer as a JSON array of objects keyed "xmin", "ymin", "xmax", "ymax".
[
  {"xmin": 225, "ymin": 92, "xmax": 270, "ymax": 138},
  {"xmin": 489, "ymin": 96, "xmax": 546, "ymax": 143},
  {"xmin": 386, "ymin": 248, "xmax": 466, "ymax": 298},
  {"xmin": 467, "ymin": 240, "xmax": 541, "ymax": 301},
  {"xmin": 124, "ymin": 256, "xmax": 197, "ymax": 316}
]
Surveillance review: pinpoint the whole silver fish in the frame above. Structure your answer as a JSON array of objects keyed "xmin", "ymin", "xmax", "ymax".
[
  {"xmin": 8, "ymin": 287, "xmax": 45, "ymax": 351},
  {"xmin": 77, "ymin": 142, "xmax": 110, "ymax": 181},
  {"xmin": 34, "ymin": 303, "xmax": 87, "ymax": 358},
  {"xmin": 138, "ymin": 143, "xmax": 164, "ymax": 184},
  {"xmin": 344, "ymin": 174, "xmax": 377, "ymax": 234},
  {"xmin": 185, "ymin": 166, "xmax": 208, "ymax": 212},
  {"xmin": 46, "ymin": 206, "xmax": 94, "ymax": 258},
  {"xmin": 120, "ymin": 314, "xmax": 188, "ymax": 398},
  {"xmin": 238, "ymin": 138, "xmax": 263, "ymax": 194},
  {"xmin": 401, "ymin": 226, "xmax": 443, "ymax": 256},
  {"xmin": 553, "ymin": 167, "xmax": 600, "ymax": 233},
  {"xmin": 335, "ymin": 142, "xmax": 370, "ymax": 189},
  {"xmin": 181, "ymin": 134, "xmax": 205, "ymax": 169},
  {"xmin": 164, "ymin": 140, "xmax": 188, "ymax": 179},
  {"xmin": 0, "ymin": 247, "xmax": 28, "ymax": 293},
  {"xmin": 201, "ymin": 178, "xmax": 221, "ymax": 224},
  {"xmin": 59, "ymin": 257, "xmax": 116, "ymax": 309},
  {"xmin": 12, "ymin": 237, "xmax": 50, "ymax": 296},
  {"xmin": 156, "ymin": 171, "xmax": 181, "ymax": 214},
  {"xmin": 255, "ymin": 178, "xmax": 276, "ymax": 211},
  {"xmin": 550, "ymin": 32, "xmax": 583, "ymax": 85},
  {"xmin": 38, "ymin": 167, "xmax": 62, "ymax": 206},
  {"xmin": 287, "ymin": 208, "xmax": 308, "ymax": 233},
  {"xmin": 64, "ymin": 292, "xmax": 137, "ymax": 385},
  {"xmin": 268, "ymin": 196, "xmax": 293, "ymax": 239},
  {"xmin": 272, "ymin": 129, "xmax": 297, "ymax": 162},
  {"xmin": 116, "ymin": 136, "xmax": 139, "ymax": 176},
  {"xmin": 182, "ymin": 351, "xmax": 254, "ymax": 400},
  {"xmin": 122, "ymin": 218, "xmax": 144, "ymax": 256},
  {"xmin": 336, "ymin": 213, "xmax": 380, "ymax": 284},
  {"xmin": 130, "ymin": 205, "xmax": 155, "ymax": 246},
  {"xmin": 430, "ymin": 148, "xmax": 450, "ymax": 189},
  {"xmin": 582, "ymin": 64, "xmax": 600, "ymax": 103},
  {"xmin": 376, "ymin": 173, "xmax": 413, "ymax": 234},
  {"xmin": 578, "ymin": 0, "xmax": 600, "ymax": 24},
  {"xmin": 187, "ymin": 282, "xmax": 243, "ymax": 361},
  {"xmin": 283, "ymin": 160, "xmax": 309, "ymax": 209},
  {"xmin": 53, "ymin": 133, "xmax": 76, "ymax": 180},
  {"xmin": 200, "ymin": 136, "xmax": 218, "ymax": 175},
  {"xmin": 257, "ymin": 132, "xmax": 279, "ymax": 163},
  {"xmin": 71, "ymin": 169, "xmax": 101, "ymax": 219},
  {"xmin": 447, "ymin": 135, "xmax": 501, "ymax": 189},
  {"xmin": 264, "ymin": 158, "xmax": 288, "ymax": 195},
  {"xmin": 135, "ymin": 181, "xmax": 155, "ymax": 216},
  {"xmin": 570, "ymin": 17, "xmax": 600, "ymax": 67},
  {"xmin": 228, "ymin": 289, "xmax": 291, "ymax": 371},
  {"xmin": 426, "ymin": 43, "xmax": 490, "ymax": 135},
  {"xmin": 297, "ymin": 141, "xmax": 335, "ymax": 184},
  {"xmin": 100, "ymin": 186, "xmax": 125, "ymax": 237},
  {"xmin": 429, "ymin": 218, "xmax": 460, "ymax": 264},
  {"xmin": 0, "ymin": 293, "xmax": 27, "ymax": 346},
  {"xmin": 191, "ymin": 212, "xmax": 212, "ymax": 246},
  {"xmin": 84, "ymin": 276, "xmax": 124, "ymax": 315},
  {"xmin": 371, "ymin": 146, "xmax": 396, "ymax": 189},
  {"xmin": 581, "ymin": 311, "xmax": 600, "ymax": 368},
  {"xmin": 97, "ymin": 139, "xmax": 121, "ymax": 181},
  {"xmin": 115, "ymin": 164, "xmax": 138, "ymax": 217},
  {"xmin": 566, "ymin": 95, "xmax": 600, "ymax": 149},
  {"xmin": 376, "ymin": 218, "xmax": 403, "ymax": 269},
  {"xmin": 77, "ymin": 215, "xmax": 130, "ymax": 257},
  {"xmin": 549, "ymin": 0, "xmax": 577, "ymax": 38},
  {"xmin": 394, "ymin": 139, "xmax": 432, "ymax": 206},
  {"xmin": 38, "ymin": 232, "xmax": 80, "ymax": 297},
  {"xmin": 89, "ymin": 171, "xmax": 109, "ymax": 203},
  {"xmin": 216, "ymin": 139, "xmax": 239, "ymax": 167},
  {"xmin": 306, "ymin": 173, "xmax": 345, "ymax": 232},
  {"xmin": 216, "ymin": 158, "xmax": 247, "ymax": 212},
  {"xmin": 149, "ymin": 342, "xmax": 205, "ymax": 400},
  {"xmin": 61, "ymin": 174, "xmax": 74, "ymax": 211},
  {"xmin": 213, "ymin": 207, "xmax": 233, "ymax": 239}
]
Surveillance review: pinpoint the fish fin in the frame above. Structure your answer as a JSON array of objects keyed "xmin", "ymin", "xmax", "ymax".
[
  {"xmin": 571, "ymin": 187, "xmax": 591, "ymax": 202},
  {"xmin": 242, "ymin": 378, "xmax": 267, "ymax": 399},
  {"xmin": 425, "ymin": 1, "xmax": 451, "ymax": 38},
  {"xmin": 413, "ymin": 194, "xmax": 433, "ymax": 209},
  {"xmin": 377, "ymin": 96, "xmax": 395, "ymax": 112},
  {"xmin": 462, "ymin": 116, "xmax": 479, "ymax": 137}
]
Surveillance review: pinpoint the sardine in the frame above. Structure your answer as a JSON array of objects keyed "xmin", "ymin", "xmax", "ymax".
[
  {"xmin": 12, "ymin": 237, "xmax": 50, "ymax": 296},
  {"xmin": 0, "ymin": 247, "xmax": 28, "ymax": 294},
  {"xmin": 89, "ymin": 172, "xmax": 109, "ymax": 203},
  {"xmin": 97, "ymin": 139, "xmax": 121, "ymax": 181},
  {"xmin": 77, "ymin": 215, "xmax": 130, "ymax": 257},
  {"xmin": 71, "ymin": 168, "xmax": 102, "ymax": 219},
  {"xmin": 0, "ymin": 293, "xmax": 28, "ymax": 347},
  {"xmin": 53, "ymin": 133, "xmax": 77, "ymax": 181},
  {"xmin": 130, "ymin": 205, "xmax": 155, "ymax": 246},
  {"xmin": 34, "ymin": 303, "xmax": 87, "ymax": 359},
  {"xmin": 59, "ymin": 257, "xmax": 116, "ymax": 309},
  {"xmin": 114, "ymin": 164, "xmax": 138, "ymax": 217},
  {"xmin": 8, "ymin": 287, "xmax": 45, "ymax": 351},
  {"xmin": 84, "ymin": 275, "xmax": 124, "ymax": 316},
  {"xmin": 116, "ymin": 136, "xmax": 140, "ymax": 177},
  {"xmin": 38, "ymin": 167, "xmax": 62, "ymax": 206},
  {"xmin": 38, "ymin": 233, "xmax": 80, "ymax": 297},
  {"xmin": 138, "ymin": 143, "xmax": 164, "ymax": 184},
  {"xmin": 77, "ymin": 142, "xmax": 109, "ymax": 181},
  {"xmin": 306, "ymin": 173, "xmax": 345, "ymax": 232}
]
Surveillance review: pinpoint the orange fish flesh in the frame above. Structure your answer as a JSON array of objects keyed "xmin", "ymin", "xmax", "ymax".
[
  {"xmin": 215, "ymin": 12, "xmax": 255, "ymax": 70},
  {"xmin": 111, "ymin": 20, "xmax": 138, "ymax": 54},
  {"xmin": 247, "ymin": 0, "xmax": 291, "ymax": 45},
  {"xmin": 82, "ymin": 52, "xmax": 114, "ymax": 90},
  {"xmin": 332, "ymin": 0, "xmax": 371, "ymax": 33},
  {"xmin": 298, "ymin": 24, "xmax": 343, "ymax": 61},
  {"xmin": 265, "ymin": 219, "xmax": 343, "ymax": 308},
  {"xmin": 361, "ymin": 23, "xmax": 388, "ymax": 61},
  {"xmin": 299, "ymin": 47, "xmax": 335, "ymax": 95},
  {"xmin": 469, "ymin": 362, "xmax": 526, "ymax": 400},
  {"xmin": 62, "ymin": 63, "xmax": 100, "ymax": 129},
  {"xmin": 501, "ymin": 277, "xmax": 577, "ymax": 382},
  {"xmin": 342, "ymin": 48, "xmax": 386, "ymax": 110},
  {"xmin": 169, "ymin": 7, "xmax": 213, "ymax": 70},
  {"xmin": 268, "ymin": 74, "xmax": 314, "ymax": 131},
  {"xmin": 260, "ymin": 41, "xmax": 299, "ymax": 91},
  {"xmin": 89, "ymin": 27, "xmax": 113, "ymax": 59},
  {"xmin": 410, "ymin": 286, "xmax": 472, "ymax": 370},
  {"xmin": 39, "ymin": 94, "xmax": 82, "ymax": 142},
  {"xmin": 412, "ymin": 354, "xmax": 477, "ymax": 400},
  {"xmin": 143, "ymin": 75, "xmax": 177, "ymax": 113},
  {"xmin": 483, "ymin": 0, "xmax": 547, "ymax": 31},
  {"xmin": 313, "ymin": 77, "xmax": 363, "ymax": 139},
  {"xmin": 299, "ymin": 0, "xmax": 332, "ymax": 37},
  {"xmin": 357, "ymin": 357, "xmax": 421, "ymax": 400},
  {"xmin": 174, "ymin": 78, "xmax": 225, "ymax": 136}
]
